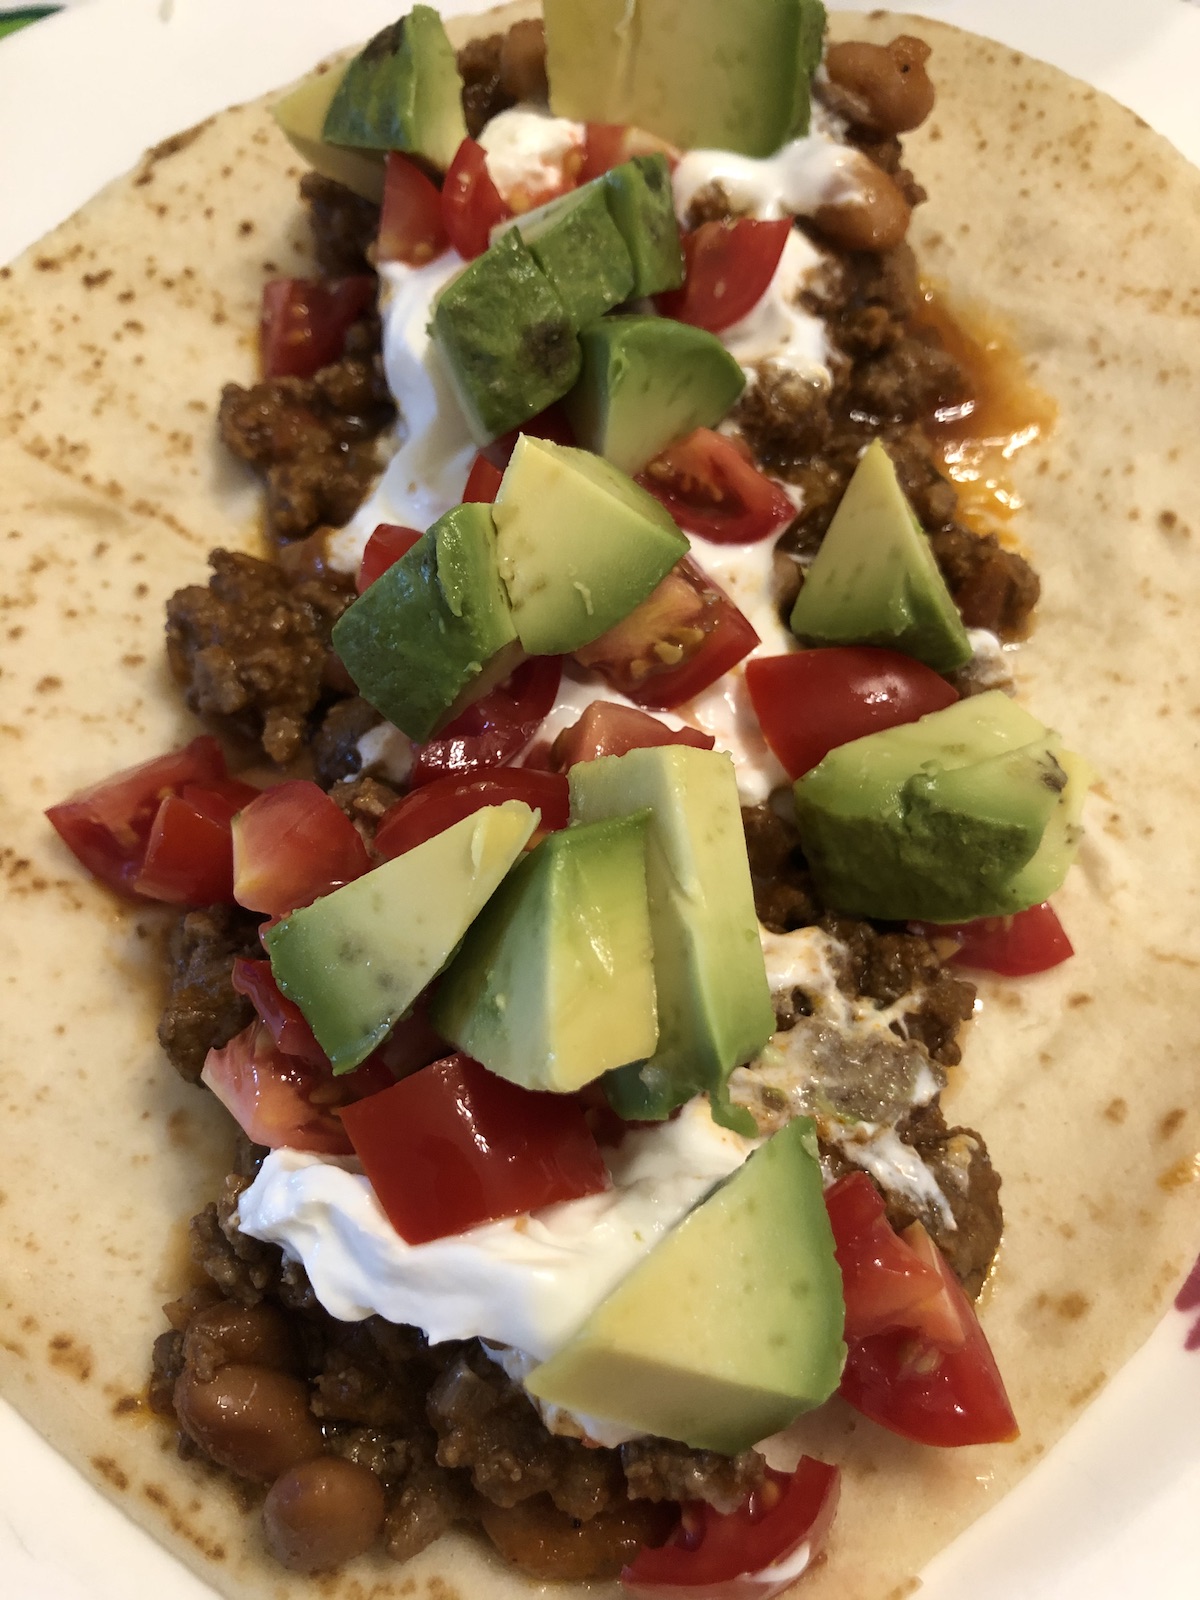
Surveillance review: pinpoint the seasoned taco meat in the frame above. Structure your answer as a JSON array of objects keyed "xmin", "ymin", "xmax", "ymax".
[
  {"xmin": 299, "ymin": 172, "xmax": 380, "ymax": 277},
  {"xmin": 157, "ymin": 902, "xmax": 263, "ymax": 1082},
  {"xmin": 311, "ymin": 695, "xmax": 384, "ymax": 787},
  {"xmin": 889, "ymin": 1102, "xmax": 1004, "ymax": 1298}
]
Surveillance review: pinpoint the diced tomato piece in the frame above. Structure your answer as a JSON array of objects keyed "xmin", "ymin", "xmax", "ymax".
[
  {"xmin": 575, "ymin": 557, "xmax": 758, "ymax": 710},
  {"xmin": 201, "ymin": 1021, "xmax": 354, "ymax": 1155},
  {"xmin": 824, "ymin": 1171, "xmax": 948, "ymax": 1343},
  {"xmin": 231, "ymin": 957, "xmax": 326, "ymax": 1069},
  {"xmin": 481, "ymin": 402, "xmax": 576, "ymax": 472},
  {"xmin": 375, "ymin": 769, "xmax": 569, "ymax": 861},
  {"xmin": 46, "ymin": 735, "xmax": 233, "ymax": 900},
  {"xmin": 356, "ymin": 523, "xmax": 423, "ymax": 593},
  {"xmin": 232, "ymin": 780, "xmax": 370, "ymax": 919},
  {"xmin": 621, "ymin": 1459, "xmax": 840, "ymax": 1600},
  {"xmin": 745, "ymin": 648, "xmax": 959, "ymax": 780},
  {"xmin": 463, "ymin": 451, "xmax": 505, "ymax": 504},
  {"xmin": 658, "ymin": 219, "xmax": 792, "ymax": 334},
  {"xmin": 637, "ymin": 429, "xmax": 793, "ymax": 546},
  {"xmin": 377, "ymin": 151, "xmax": 448, "ymax": 265},
  {"xmin": 898, "ymin": 1221, "xmax": 971, "ymax": 1352},
  {"xmin": 581, "ymin": 122, "xmax": 680, "ymax": 181},
  {"xmin": 910, "ymin": 902, "xmax": 1074, "ymax": 976},
  {"xmin": 340, "ymin": 1053, "xmax": 610, "ymax": 1244},
  {"xmin": 442, "ymin": 138, "xmax": 510, "ymax": 259},
  {"xmin": 410, "ymin": 656, "xmax": 563, "ymax": 785},
  {"xmin": 550, "ymin": 701, "xmax": 715, "ymax": 770},
  {"xmin": 259, "ymin": 276, "xmax": 376, "ymax": 379},
  {"xmin": 132, "ymin": 775, "xmax": 260, "ymax": 905}
]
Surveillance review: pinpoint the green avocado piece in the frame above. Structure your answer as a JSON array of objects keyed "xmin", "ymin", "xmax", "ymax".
[
  {"xmin": 321, "ymin": 5, "xmax": 466, "ymax": 171},
  {"xmin": 568, "ymin": 746, "xmax": 774, "ymax": 1131},
  {"xmin": 493, "ymin": 436, "xmax": 690, "ymax": 655},
  {"xmin": 432, "ymin": 814, "xmax": 658, "ymax": 1092},
  {"xmin": 272, "ymin": 62, "xmax": 387, "ymax": 202},
  {"xmin": 544, "ymin": 0, "xmax": 828, "ymax": 158},
  {"xmin": 526, "ymin": 1115, "xmax": 846, "ymax": 1453},
  {"xmin": 793, "ymin": 690, "xmax": 1093, "ymax": 922},
  {"xmin": 264, "ymin": 802, "xmax": 538, "ymax": 1074},
  {"xmin": 331, "ymin": 502, "xmax": 522, "ymax": 743},
  {"xmin": 564, "ymin": 315, "xmax": 746, "ymax": 475},
  {"xmin": 789, "ymin": 439, "xmax": 973, "ymax": 674},
  {"xmin": 603, "ymin": 156, "xmax": 685, "ymax": 296},
  {"xmin": 432, "ymin": 230, "xmax": 582, "ymax": 444},
  {"xmin": 510, "ymin": 182, "xmax": 636, "ymax": 332}
]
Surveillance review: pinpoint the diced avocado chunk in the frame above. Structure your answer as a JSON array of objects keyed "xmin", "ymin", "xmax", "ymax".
[
  {"xmin": 321, "ymin": 5, "xmax": 466, "ymax": 171},
  {"xmin": 544, "ymin": 0, "xmax": 828, "ymax": 158},
  {"xmin": 432, "ymin": 814, "xmax": 658, "ymax": 1092},
  {"xmin": 331, "ymin": 502, "xmax": 521, "ymax": 743},
  {"xmin": 789, "ymin": 439, "xmax": 972, "ymax": 673},
  {"xmin": 432, "ymin": 230, "xmax": 581, "ymax": 444},
  {"xmin": 793, "ymin": 690, "xmax": 1093, "ymax": 922},
  {"xmin": 493, "ymin": 436, "xmax": 690, "ymax": 655},
  {"xmin": 564, "ymin": 315, "xmax": 746, "ymax": 475},
  {"xmin": 264, "ymin": 802, "xmax": 538, "ymax": 1073},
  {"xmin": 569, "ymin": 746, "xmax": 774, "ymax": 1130},
  {"xmin": 604, "ymin": 156, "xmax": 684, "ymax": 296},
  {"xmin": 526, "ymin": 1116, "xmax": 845, "ymax": 1453},
  {"xmin": 512, "ymin": 183, "xmax": 636, "ymax": 332},
  {"xmin": 272, "ymin": 62, "xmax": 386, "ymax": 202}
]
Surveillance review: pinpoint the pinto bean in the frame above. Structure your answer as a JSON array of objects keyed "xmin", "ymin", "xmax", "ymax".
[
  {"xmin": 174, "ymin": 1363, "xmax": 323, "ymax": 1483},
  {"xmin": 499, "ymin": 20, "xmax": 548, "ymax": 102},
  {"xmin": 479, "ymin": 1493, "xmax": 678, "ymax": 1582},
  {"xmin": 181, "ymin": 1301, "xmax": 299, "ymax": 1382},
  {"xmin": 262, "ymin": 1457, "xmax": 386, "ymax": 1573},
  {"xmin": 825, "ymin": 36, "xmax": 936, "ymax": 134},
  {"xmin": 812, "ymin": 154, "xmax": 912, "ymax": 252}
]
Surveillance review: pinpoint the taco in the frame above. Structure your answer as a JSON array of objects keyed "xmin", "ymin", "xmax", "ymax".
[{"xmin": 2, "ymin": 2, "xmax": 1200, "ymax": 1597}]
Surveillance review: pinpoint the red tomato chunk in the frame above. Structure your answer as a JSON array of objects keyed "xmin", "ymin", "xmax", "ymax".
[
  {"xmin": 745, "ymin": 647, "xmax": 959, "ymax": 779},
  {"xmin": 260, "ymin": 277, "xmax": 375, "ymax": 380},
  {"xmin": 409, "ymin": 656, "xmax": 563, "ymax": 785},
  {"xmin": 231, "ymin": 957, "xmax": 327, "ymax": 1069},
  {"xmin": 375, "ymin": 769, "xmax": 569, "ymax": 860},
  {"xmin": 658, "ymin": 218, "xmax": 792, "ymax": 334},
  {"xmin": 202, "ymin": 1022, "xmax": 355, "ymax": 1156},
  {"xmin": 637, "ymin": 429, "xmax": 793, "ymax": 546},
  {"xmin": 356, "ymin": 523, "xmax": 422, "ymax": 593},
  {"xmin": 340, "ymin": 1053, "xmax": 610, "ymax": 1244},
  {"xmin": 621, "ymin": 1458, "xmax": 840, "ymax": 1600},
  {"xmin": 911, "ymin": 902, "xmax": 1074, "ymax": 976},
  {"xmin": 376, "ymin": 151, "xmax": 448, "ymax": 266},
  {"xmin": 232, "ymin": 780, "xmax": 370, "ymax": 919},
  {"xmin": 442, "ymin": 138, "xmax": 510, "ymax": 259},
  {"xmin": 581, "ymin": 122, "xmax": 680, "ymax": 181},
  {"xmin": 550, "ymin": 701, "xmax": 715, "ymax": 769}
]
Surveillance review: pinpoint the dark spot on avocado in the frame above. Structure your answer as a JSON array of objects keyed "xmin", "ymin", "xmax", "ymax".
[
  {"xmin": 521, "ymin": 318, "xmax": 577, "ymax": 383},
  {"xmin": 362, "ymin": 18, "xmax": 407, "ymax": 63}
]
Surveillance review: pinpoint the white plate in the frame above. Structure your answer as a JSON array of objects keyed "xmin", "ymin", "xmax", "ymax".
[{"xmin": 2, "ymin": 2, "xmax": 1199, "ymax": 1595}]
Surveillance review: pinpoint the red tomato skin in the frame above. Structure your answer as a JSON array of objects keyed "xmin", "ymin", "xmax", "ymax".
[
  {"xmin": 375, "ymin": 769, "xmax": 569, "ymax": 861},
  {"xmin": 636, "ymin": 429, "xmax": 793, "ymax": 545},
  {"xmin": 232, "ymin": 780, "xmax": 371, "ymax": 918},
  {"xmin": 621, "ymin": 1459, "xmax": 840, "ymax": 1600},
  {"xmin": 259, "ymin": 277, "xmax": 376, "ymax": 379},
  {"xmin": 746, "ymin": 647, "xmax": 959, "ymax": 780},
  {"xmin": 911, "ymin": 902, "xmax": 1074, "ymax": 976},
  {"xmin": 442, "ymin": 138, "xmax": 510, "ymax": 259},
  {"xmin": 46, "ymin": 735, "xmax": 230, "ymax": 899},
  {"xmin": 481, "ymin": 402, "xmax": 576, "ymax": 472},
  {"xmin": 823, "ymin": 1171, "xmax": 945, "ymax": 1342},
  {"xmin": 231, "ymin": 957, "xmax": 327, "ymax": 1069},
  {"xmin": 658, "ymin": 219, "xmax": 792, "ymax": 334},
  {"xmin": 550, "ymin": 701, "xmax": 716, "ymax": 770},
  {"xmin": 581, "ymin": 123, "xmax": 680, "ymax": 181},
  {"xmin": 339, "ymin": 1053, "xmax": 610, "ymax": 1244},
  {"xmin": 356, "ymin": 523, "xmax": 423, "ymax": 593},
  {"xmin": 132, "ymin": 778, "xmax": 257, "ymax": 906},
  {"xmin": 202, "ymin": 1022, "xmax": 354, "ymax": 1155},
  {"xmin": 376, "ymin": 151, "xmax": 448, "ymax": 265},
  {"xmin": 409, "ymin": 656, "xmax": 563, "ymax": 785},
  {"xmin": 575, "ymin": 558, "xmax": 758, "ymax": 711},
  {"xmin": 463, "ymin": 451, "xmax": 505, "ymax": 504}
]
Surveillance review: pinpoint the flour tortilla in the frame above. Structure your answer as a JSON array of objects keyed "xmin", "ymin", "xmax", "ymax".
[{"xmin": 2, "ymin": 5, "xmax": 1200, "ymax": 1596}]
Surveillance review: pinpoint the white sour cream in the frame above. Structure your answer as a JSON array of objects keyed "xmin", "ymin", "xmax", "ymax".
[
  {"xmin": 718, "ymin": 228, "xmax": 830, "ymax": 387},
  {"xmin": 478, "ymin": 107, "xmax": 586, "ymax": 210},
  {"xmin": 673, "ymin": 132, "xmax": 864, "ymax": 226},
  {"xmin": 237, "ymin": 1097, "xmax": 757, "ymax": 1362}
]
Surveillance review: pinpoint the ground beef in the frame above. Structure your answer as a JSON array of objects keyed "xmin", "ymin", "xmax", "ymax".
[
  {"xmin": 328, "ymin": 775, "xmax": 402, "ymax": 845},
  {"xmin": 385, "ymin": 1461, "xmax": 477, "ymax": 1565},
  {"xmin": 299, "ymin": 172, "xmax": 381, "ymax": 277},
  {"xmin": 889, "ymin": 1102, "xmax": 1004, "ymax": 1297},
  {"xmin": 620, "ymin": 1438, "xmax": 765, "ymax": 1515},
  {"xmin": 188, "ymin": 1177, "xmax": 281, "ymax": 1306},
  {"xmin": 149, "ymin": 1329, "xmax": 185, "ymax": 1416},
  {"xmin": 930, "ymin": 524, "xmax": 1042, "ymax": 637},
  {"xmin": 311, "ymin": 695, "xmax": 383, "ymax": 787},
  {"xmin": 457, "ymin": 33, "xmax": 515, "ymax": 138},
  {"xmin": 156, "ymin": 902, "xmax": 263, "ymax": 1082},
  {"xmin": 165, "ymin": 549, "xmax": 355, "ymax": 764},
  {"xmin": 743, "ymin": 801, "xmax": 822, "ymax": 933}
]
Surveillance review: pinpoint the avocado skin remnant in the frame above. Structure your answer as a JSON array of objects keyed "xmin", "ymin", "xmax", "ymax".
[
  {"xmin": 432, "ymin": 813, "xmax": 659, "ymax": 1092},
  {"xmin": 321, "ymin": 5, "xmax": 467, "ymax": 171},
  {"xmin": 794, "ymin": 690, "xmax": 1094, "ymax": 922},
  {"xmin": 265, "ymin": 802, "xmax": 538, "ymax": 1075},
  {"xmin": 493, "ymin": 436, "xmax": 689, "ymax": 655},
  {"xmin": 272, "ymin": 63, "xmax": 386, "ymax": 203},
  {"xmin": 569, "ymin": 745, "xmax": 774, "ymax": 1131},
  {"xmin": 544, "ymin": 0, "xmax": 828, "ymax": 158},
  {"xmin": 433, "ymin": 230, "xmax": 582, "ymax": 444},
  {"xmin": 331, "ymin": 502, "xmax": 521, "ymax": 743},
  {"xmin": 526, "ymin": 1115, "xmax": 846, "ymax": 1454},
  {"xmin": 565, "ymin": 315, "xmax": 746, "ymax": 475}
]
